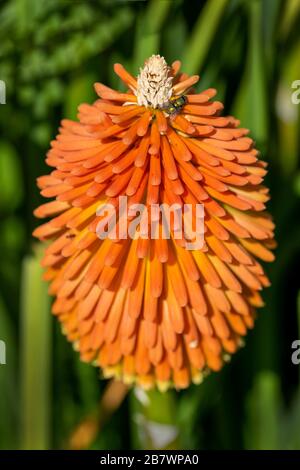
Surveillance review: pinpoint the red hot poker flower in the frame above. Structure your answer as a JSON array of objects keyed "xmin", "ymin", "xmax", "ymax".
[{"xmin": 34, "ymin": 55, "xmax": 275, "ymax": 390}]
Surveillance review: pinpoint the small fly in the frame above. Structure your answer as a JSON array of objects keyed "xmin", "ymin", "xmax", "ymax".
[{"xmin": 162, "ymin": 95, "xmax": 187, "ymax": 119}]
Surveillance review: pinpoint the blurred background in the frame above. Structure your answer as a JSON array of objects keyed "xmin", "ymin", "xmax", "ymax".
[{"xmin": 0, "ymin": 0, "xmax": 300, "ymax": 450}]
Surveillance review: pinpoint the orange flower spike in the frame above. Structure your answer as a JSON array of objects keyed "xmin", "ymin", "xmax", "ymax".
[
  {"xmin": 113, "ymin": 63, "xmax": 137, "ymax": 91},
  {"xmin": 149, "ymin": 120, "xmax": 161, "ymax": 155},
  {"xmin": 94, "ymin": 82, "xmax": 137, "ymax": 103},
  {"xmin": 34, "ymin": 55, "xmax": 275, "ymax": 390}
]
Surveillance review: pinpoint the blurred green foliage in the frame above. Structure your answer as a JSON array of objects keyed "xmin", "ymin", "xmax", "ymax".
[{"xmin": 0, "ymin": 0, "xmax": 300, "ymax": 450}]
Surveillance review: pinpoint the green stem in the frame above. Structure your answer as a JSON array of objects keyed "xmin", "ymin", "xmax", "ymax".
[
  {"xmin": 20, "ymin": 244, "xmax": 51, "ymax": 450},
  {"xmin": 130, "ymin": 388, "xmax": 180, "ymax": 450}
]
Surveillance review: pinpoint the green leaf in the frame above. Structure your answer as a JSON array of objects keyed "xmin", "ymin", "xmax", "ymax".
[
  {"xmin": 64, "ymin": 73, "xmax": 97, "ymax": 121},
  {"xmin": 20, "ymin": 245, "xmax": 52, "ymax": 450},
  {"xmin": 247, "ymin": 0, "xmax": 268, "ymax": 144},
  {"xmin": 276, "ymin": 37, "xmax": 300, "ymax": 174},
  {"xmin": 133, "ymin": 0, "xmax": 174, "ymax": 71},
  {"xmin": 245, "ymin": 371, "xmax": 282, "ymax": 450},
  {"xmin": 130, "ymin": 388, "xmax": 180, "ymax": 450},
  {"xmin": 233, "ymin": 0, "xmax": 268, "ymax": 147},
  {"xmin": 0, "ymin": 294, "xmax": 18, "ymax": 449},
  {"xmin": 0, "ymin": 142, "xmax": 23, "ymax": 212},
  {"xmin": 182, "ymin": 0, "xmax": 229, "ymax": 74}
]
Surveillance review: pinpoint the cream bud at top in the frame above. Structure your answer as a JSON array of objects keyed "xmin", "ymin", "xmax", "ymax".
[{"xmin": 135, "ymin": 55, "xmax": 173, "ymax": 109}]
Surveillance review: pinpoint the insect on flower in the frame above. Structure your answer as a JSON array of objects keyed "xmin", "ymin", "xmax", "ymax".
[
  {"xmin": 162, "ymin": 95, "xmax": 187, "ymax": 120},
  {"xmin": 34, "ymin": 55, "xmax": 275, "ymax": 391}
]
